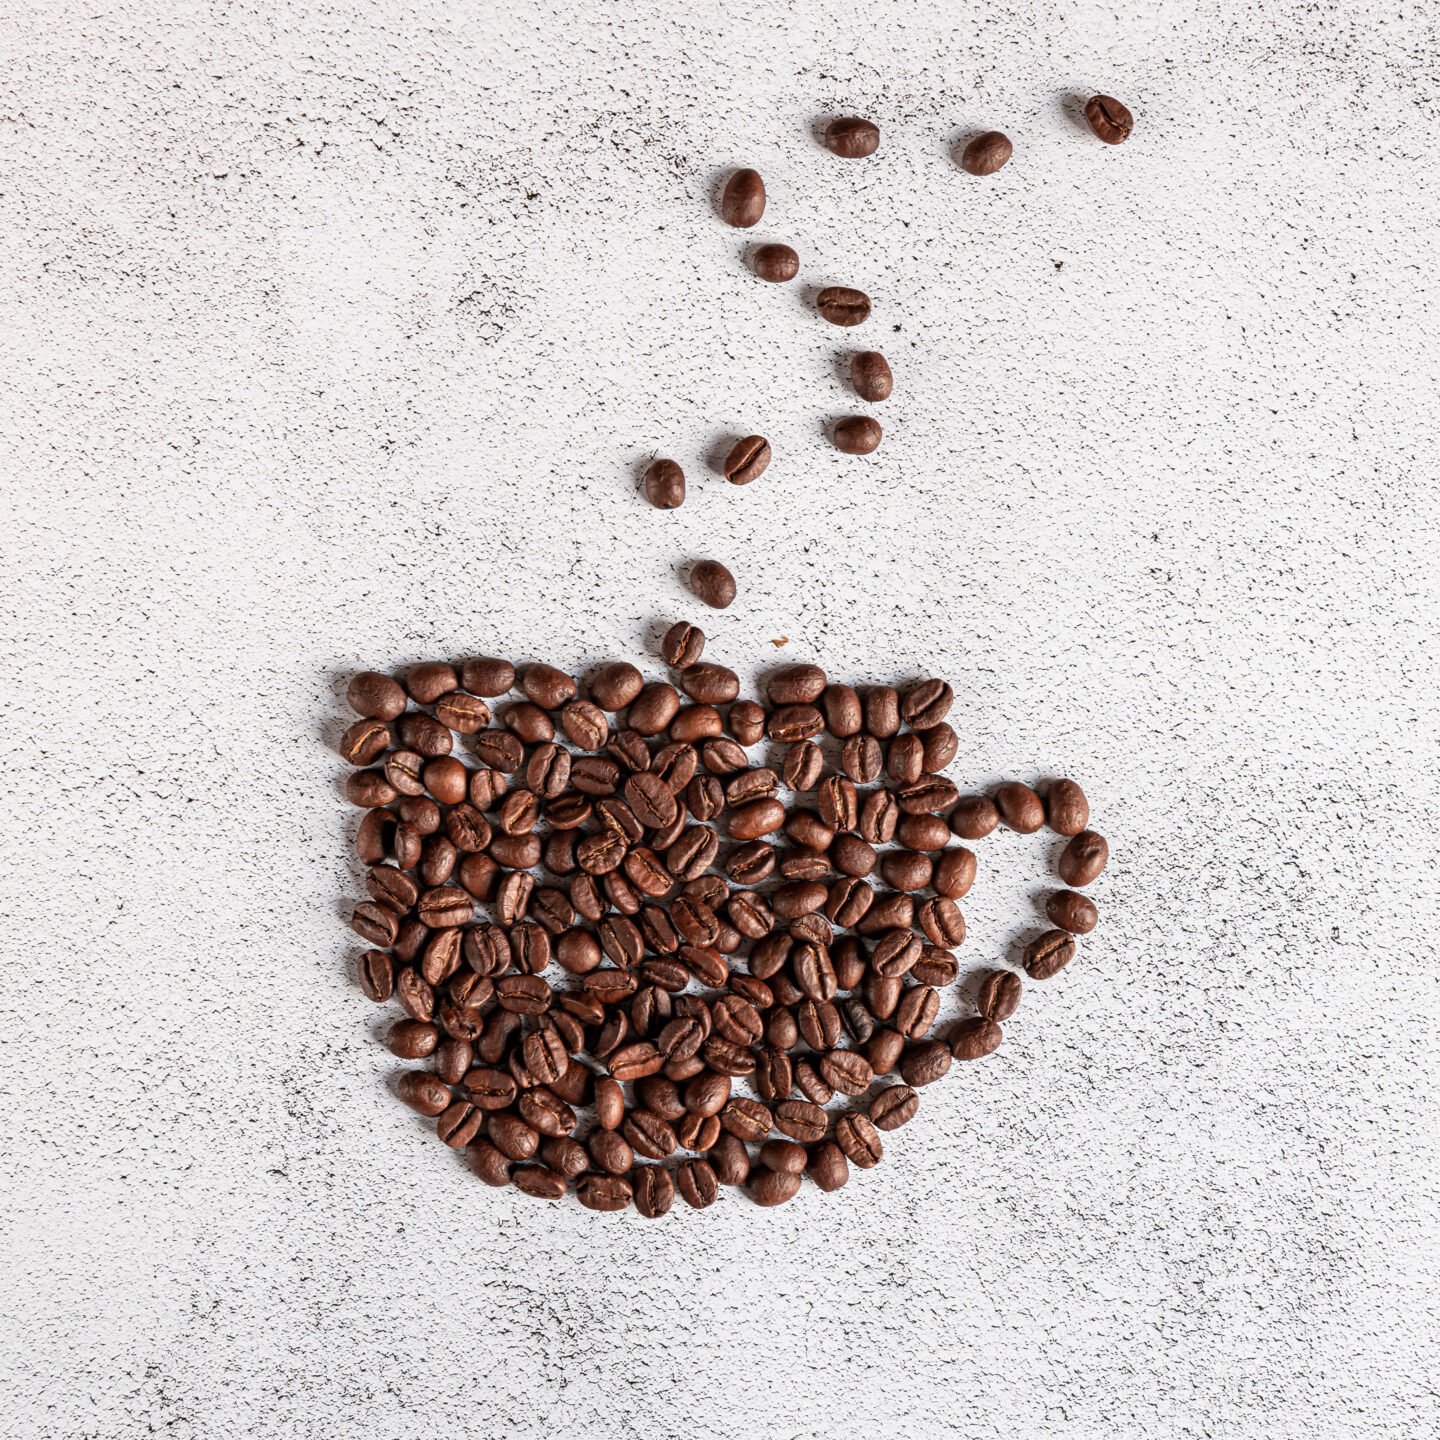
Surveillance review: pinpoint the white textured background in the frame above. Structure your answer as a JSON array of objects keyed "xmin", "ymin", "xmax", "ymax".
[{"xmin": 2, "ymin": 2, "xmax": 1438, "ymax": 1436}]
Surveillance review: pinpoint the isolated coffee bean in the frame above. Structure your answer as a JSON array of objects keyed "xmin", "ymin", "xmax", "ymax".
[
  {"xmin": 721, "ymin": 168, "xmax": 765, "ymax": 227},
  {"xmin": 1047, "ymin": 889, "xmax": 1098, "ymax": 935},
  {"xmin": 960, "ymin": 130, "xmax": 1012, "ymax": 175},
  {"xmin": 689, "ymin": 560, "xmax": 737, "ymax": 609},
  {"xmin": 995, "ymin": 781, "xmax": 1045, "ymax": 833},
  {"xmin": 643, "ymin": 458, "xmax": 685, "ymax": 510},
  {"xmin": 851, "ymin": 350, "xmax": 893, "ymax": 401},
  {"xmin": 661, "ymin": 622, "xmax": 705, "ymax": 669},
  {"xmin": 1024, "ymin": 929, "xmax": 1076, "ymax": 980},
  {"xmin": 817, "ymin": 286, "xmax": 871, "ymax": 326},
  {"xmin": 723, "ymin": 434, "xmax": 771, "ymax": 485},
  {"xmin": 950, "ymin": 795, "xmax": 999, "ymax": 839},
  {"xmin": 1085, "ymin": 94, "xmax": 1134, "ymax": 144},
  {"xmin": 348, "ymin": 670, "xmax": 406, "ymax": 720},
  {"xmin": 753, "ymin": 243, "xmax": 799, "ymax": 282},
  {"xmin": 1058, "ymin": 830, "xmax": 1109, "ymax": 886},
  {"xmin": 951, "ymin": 1017, "xmax": 1003, "ymax": 1061},
  {"xmin": 749, "ymin": 1166, "xmax": 802, "ymax": 1206},
  {"xmin": 460, "ymin": 657, "xmax": 515, "ymax": 696},
  {"xmin": 1045, "ymin": 779, "xmax": 1090, "ymax": 836},
  {"xmin": 976, "ymin": 970, "xmax": 1023, "ymax": 1022},
  {"xmin": 825, "ymin": 115, "xmax": 880, "ymax": 157}
]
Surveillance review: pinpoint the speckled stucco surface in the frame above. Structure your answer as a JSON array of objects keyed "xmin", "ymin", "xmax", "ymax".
[{"xmin": 2, "ymin": 2, "xmax": 1438, "ymax": 1436}]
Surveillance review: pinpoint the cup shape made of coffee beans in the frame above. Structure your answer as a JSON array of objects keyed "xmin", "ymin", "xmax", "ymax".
[{"xmin": 346, "ymin": 656, "xmax": 1104, "ymax": 1212}]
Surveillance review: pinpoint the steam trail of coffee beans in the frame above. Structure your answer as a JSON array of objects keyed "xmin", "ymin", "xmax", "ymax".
[
  {"xmin": 344, "ymin": 642, "xmax": 1109, "ymax": 1213},
  {"xmin": 645, "ymin": 96, "xmax": 1134, "ymax": 606}
]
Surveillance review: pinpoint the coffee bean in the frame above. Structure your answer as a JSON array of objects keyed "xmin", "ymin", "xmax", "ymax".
[
  {"xmin": 643, "ymin": 458, "xmax": 685, "ymax": 510},
  {"xmin": 460, "ymin": 657, "xmax": 515, "ymax": 696},
  {"xmin": 976, "ymin": 970, "xmax": 1023, "ymax": 1022},
  {"xmin": 832, "ymin": 415, "xmax": 883, "ymax": 455},
  {"xmin": 351, "ymin": 901, "xmax": 399, "ymax": 947},
  {"xmin": 675, "ymin": 1157, "xmax": 719, "ymax": 1208},
  {"xmin": 1046, "ymin": 889, "xmax": 1098, "ymax": 935},
  {"xmin": 817, "ymin": 286, "xmax": 871, "ymax": 326},
  {"xmin": 728, "ymin": 700, "xmax": 766, "ymax": 745},
  {"xmin": 768, "ymin": 664, "xmax": 827, "ymax": 704},
  {"xmin": 347, "ymin": 670, "xmax": 406, "ymax": 720},
  {"xmin": 851, "ymin": 350, "xmax": 893, "ymax": 402},
  {"xmin": 540, "ymin": 1136, "xmax": 589, "ymax": 1180},
  {"xmin": 859, "ymin": 789, "xmax": 899, "ymax": 845},
  {"xmin": 472, "ymin": 729, "xmax": 523, "ymax": 773},
  {"xmin": 900, "ymin": 1038, "xmax": 952, "ymax": 1087},
  {"xmin": 897, "ymin": 813, "xmax": 949, "ymax": 850},
  {"xmin": 759, "ymin": 1139, "xmax": 807, "ymax": 1175},
  {"xmin": 869, "ymin": 1084, "xmax": 919, "ymax": 1131},
  {"xmin": 406, "ymin": 663, "xmax": 457, "ymax": 704},
  {"xmin": 807, "ymin": 1141, "xmax": 849, "ymax": 1192},
  {"xmin": 436, "ymin": 1100, "xmax": 484, "ymax": 1148},
  {"xmin": 397, "ymin": 1071, "xmax": 451, "ymax": 1117},
  {"xmin": 1043, "ymin": 778, "xmax": 1089, "ymax": 836},
  {"xmin": 951, "ymin": 1016, "xmax": 1003, "ymax": 1060},
  {"xmin": 340, "ymin": 718, "xmax": 391, "ymax": 766},
  {"xmin": 749, "ymin": 1166, "xmax": 802, "ymax": 1206},
  {"xmin": 1024, "ymin": 927, "xmax": 1076, "ymax": 981},
  {"xmin": 588, "ymin": 662, "xmax": 644, "ymax": 712},
  {"xmin": 346, "ymin": 769, "xmax": 398, "ymax": 809},
  {"xmin": 358, "ymin": 948, "xmax": 395, "ymax": 1002},
  {"xmin": 960, "ymin": 130, "xmax": 1012, "ymax": 175},
  {"xmin": 895, "ymin": 985, "xmax": 939, "ymax": 1039},
  {"xmin": 950, "ymin": 795, "xmax": 999, "ymax": 839},
  {"xmin": 388, "ymin": 1019, "xmax": 439, "ymax": 1059},
  {"xmin": 689, "ymin": 559, "xmax": 737, "ymax": 609},
  {"xmin": 898, "ymin": 775, "xmax": 959, "ymax": 815},
  {"xmin": 661, "ymin": 622, "xmax": 705, "ymax": 671},
  {"xmin": 1058, "ymin": 830, "xmax": 1108, "ymax": 886},
  {"xmin": 724, "ymin": 435, "xmax": 772, "ymax": 485},
  {"xmin": 753, "ymin": 243, "xmax": 799, "ymax": 281},
  {"xmin": 628, "ymin": 682, "xmax": 681, "ymax": 736},
  {"xmin": 833, "ymin": 1112, "xmax": 883, "ymax": 1168},
  {"xmin": 435, "ymin": 691, "xmax": 490, "ymax": 734},
  {"xmin": 587, "ymin": 1128, "xmax": 634, "ymax": 1175},
  {"xmin": 919, "ymin": 896, "xmax": 966, "ymax": 947},
  {"xmin": 994, "ymin": 781, "xmax": 1044, "ymax": 833},
  {"xmin": 1084, "ymin": 94, "xmax": 1133, "ymax": 144},
  {"xmin": 512, "ymin": 1165, "xmax": 567, "ymax": 1201},
  {"xmin": 931, "ymin": 847, "xmax": 977, "ymax": 900},
  {"xmin": 632, "ymin": 1165, "xmax": 674, "ymax": 1218},
  {"xmin": 825, "ymin": 115, "xmax": 880, "ymax": 157},
  {"xmin": 424, "ymin": 755, "xmax": 468, "ymax": 805},
  {"xmin": 721, "ymin": 168, "xmax": 765, "ymax": 228},
  {"xmin": 819, "ymin": 1049, "xmax": 874, "ymax": 1097},
  {"xmin": 680, "ymin": 663, "xmax": 740, "ymax": 705}
]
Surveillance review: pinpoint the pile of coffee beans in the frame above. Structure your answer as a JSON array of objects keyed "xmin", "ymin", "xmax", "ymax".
[{"xmin": 344, "ymin": 644, "xmax": 1108, "ymax": 1214}]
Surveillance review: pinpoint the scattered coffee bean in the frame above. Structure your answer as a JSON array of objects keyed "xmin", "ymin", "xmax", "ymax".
[
  {"xmin": 975, "ymin": 970, "xmax": 1023, "ymax": 1022},
  {"xmin": 1023, "ymin": 929, "xmax": 1076, "ymax": 980},
  {"xmin": 833, "ymin": 416, "xmax": 883, "ymax": 454},
  {"xmin": 689, "ymin": 560, "xmax": 737, "ymax": 609},
  {"xmin": 1084, "ymin": 94, "xmax": 1133, "ymax": 145},
  {"xmin": 960, "ymin": 131, "xmax": 1012, "ymax": 175},
  {"xmin": 723, "ymin": 435, "xmax": 772, "ymax": 485},
  {"xmin": 643, "ymin": 458, "xmax": 685, "ymax": 510},
  {"xmin": 950, "ymin": 795, "xmax": 999, "ymax": 839},
  {"xmin": 817, "ymin": 286, "xmax": 872, "ymax": 326},
  {"xmin": 1045, "ymin": 779, "xmax": 1090, "ymax": 836},
  {"xmin": 824, "ymin": 116, "xmax": 880, "ymax": 157},
  {"xmin": 661, "ymin": 622, "xmax": 705, "ymax": 669},
  {"xmin": 994, "ymin": 781, "xmax": 1045, "ymax": 833},
  {"xmin": 951, "ymin": 1016, "xmax": 1003, "ymax": 1060},
  {"xmin": 753, "ymin": 244, "xmax": 799, "ymax": 281},
  {"xmin": 1058, "ymin": 830, "xmax": 1109, "ymax": 887},
  {"xmin": 721, "ymin": 168, "xmax": 765, "ymax": 227},
  {"xmin": 1046, "ymin": 889, "xmax": 1098, "ymax": 935},
  {"xmin": 851, "ymin": 351, "xmax": 893, "ymax": 402},
  {"xmin": 749, "ymin": 1165, "xmax": 802, "ymax": 1206}
]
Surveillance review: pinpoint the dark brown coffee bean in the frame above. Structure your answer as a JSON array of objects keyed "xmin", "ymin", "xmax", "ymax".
[
  {"xmin": 355, "ymin": 810, "xmax": 392, "ymax": 866},
  {"xmin": 496, "ymin": 973, "xmax": 551, "ymax": 1015},
  {"xmin": 859, "ymin": 891, "xmax": 913, "ymax": 935},
  {"xmin": 766, "ymin": 664, "xmax": 825, "ymax": 705},
  {"xmin": 460, "ymin": 657, "xmax": 515, "ymax": 697},
  {"xmin": 769, "ymin": 1099, "xmax": 824, "ymax": 1144},
  {"xmin": 350, "ymin": 901, "xmax": 398, "ymax": 947},
  {"xmin": 869, "ymin": 1084, "xmax": 919, "ymax": 1131},
  {"xmin": 358, "ymin": 949, "xmax": 394, "ymax": 1002},
  {"xmin": 383, "ymin": 749, "xmax": 425, "ymax": 798},
  {"xmin": 825, "ymin": 115, "xmax": 880, "ymax": 157},
  {"xmin": 671, "ymin": 705, "xmax": 723, "ymax": 743},
  {"xmin": 627, "ymin": 682, "xmax": 680, "ymax": 736},
  {"xmin": 340, "ymin": 718, "xmax": 391, "ymax": 766},
  {"xmin": 582, "ymin": 662, "xmax": 640, "ymax": 713},
  {"xmin": 1047, "ymin": 889, "xmax": 1098, "ymax": 934},
  {"xmin": 951, "ymin": 1016, "xmax": 1003, "ymax": 1060},
  {"xmin": 721, "ymin": 1096, "xmax": 772, "ymax": 1144},
  {"xmin": 837, "ymin": 734, "xmax": 881, "ymax": 785},
  {"xmin": 753, "ymin": 243, "xmax": 799, "ymax": 281},
  {"xmin": 470, "ymin": 1140, "xmax": 511, "ymax": 1186},
  {"xmin": 387, "ymin": 1018, "xmax": 438, "ymax": 1059},
  {"xmin": 577, "ymin": 828, "xmax": 626, "ymax": 880},
  {"xmin": 724, "ymin": 434, "xmax": 772, "ymax": 485},
  {"xmin": 656, "ymin": 625, "xmax": 705, "ymax": 676},
  {"xmin": 885, "ymin": 733, "xmax": 922, "ymax": 786},
  {"xmin": 396, "ymin": 1071, "xmax": 451, "ymax": 1117},
  {"xmin": 961, "ymin": 130, "xmax": 1012, "ymax": 175},
  {"xmin": 1059, "ymin": 830, "xmax": 1109, "ymax": 886},
  {"xmin": 540, "ymin": 1136, "xmax": 589, "ymax": 1180},
  {"xmin": 774, "ymin": 879, "xmax": 827, "ymax": 918},
  {"xmin": 435, "ymin": 1100, "xmax": 484, "ymax": 1148},
  {"xmin": 976, "ymin": 969, "xmax": 1023, "ymax": 1023},
  {"xmin": 807, "ymin": 1140, "xmax": 849, "ymax": 1192},
  {"xmin": 1043, "ymin": 778, "xmax": 1090, "ymax": 836},
  {"xmin": 681, "ymin": 662, "xmax": 740, "ymax": 705},
  {"xmin": 346, "ymin": 769, "xmax": 398, "ymax": 809},
  {"xmin": 607, "ymin": 1040, "xmax": 664, "ymax": 1082},
  {"xmin": 623, "ymin": 771, "xmax": 676, "ymax": 829},
  {"xmin": 932, "ymin": 847, "xmax": 977, "ymax": 899},
  {"xmin": 348, "ymin": 671, "xmax": 407, "ymax": 721},
  {"xmin": 643, "ymin": 457, "xmax": 685, "ymax": 510},
  {"xmin": 919, "ymin": 896, "xmax": 966, "ymax": 947},
  {"xmin": 820, "ymin": 1049, "xmax": 874, "ymax": 1097},
  {"xmin": 859, "ymin": 789, "xmax": 899, "ymax": 845},
  {"xmin": 898, "ymin": 775, "xmax": 959, "ymax": 815},
  {"xmin": 950, "ymin": 795, "xmax": 999, "ymax": 839},
  {"xmin": 865, "ymin": 1028, "xmax": 906, "ymax": 1075},
  {"xmin": 519, "ymin": 1087, "xmax": 576, "ymax": 1139},
  {"xmin": 395, "ymin": 967, "xmax": 434, "ymax": 1021},
  {"xmin": 366, "ymin": 864, "xmax": 418, "ymax": 915},
  {"xmin": 522, "ymin": 1030, "xmax": 569, "ymax": 1087},
  {"xmin": 817, "ymin": 286, "xmax": 871, "ymax": 326},
  {"xmin": 510, "ymin": 1164, "xmax": 566, "ymax": 1201},
  {"xmin": 700, "ymin": 738, "xmax": 747, "ymax": 778},
  {"xmin": 794, "ymin": 1058, "xmax": 834, "ymax": 1106},
  {"xmin": 918, "ymin": 723, "xmax": 958, "ymax": 773},
  {"xmin": 1085, "ymin": 94, "xmax": 1133, "ymax": 144},
  {"xmin": 462, "ymin": 1066, "xmax": 518, "ymax": 1111},
  {"xmin": 399, "ymin": 712, "xmax": 453, "ymax": 759},
  {"xmin": 402, "ymin": 663, "xmax": 454, "ymax": 705},
  {"xmin": 632, "ymin": 1165, "xmax": 674, "ymax": 1218},
  {"xmin": 818, "ymin": 776, "xmax": 858, "ymax": 831},
  {"xmin": 900, "ymin": 1038, "xmax": 952, "ymax": 1087},
  {"xmin": 880, "ymin": 849, "xmax": 932, "ymax": 892},
  {"xmin": 435, "ymin": 691, "xmax": 490, "ymax": 734},
  {"xmin": 749, "ymin": 1166, "xmax": 802, "ymax": 1206},
  {"xmin": 685, "ymin": 1070, "xmax": 730, "ymax": 1118},
  {"xmin": 721, "ymin": 168, "xmax": 765, "ymax": 227},
  {"xmin": 826, "ymin": 834, "xmax": 871, "ymax": 879},
  {"xmin": 870, "ymin": 928, "xmax": 921, "ymax": 979},
  {"xmin": 730, "ymin": 797, "xmax": 784, "ymax": 841},
  {"xmin": 851, "ymin": 350, "xmax": 893, "ymax": 402},
  {"xmin": 818, "ymin": 684, "xmax": 860, "ymax": 738},
  {"xmin": 724, "ymin": 700, "xmax": 762, "ymax": 746},
  {"xmin": 584, "ymin": 1127, "xmax": 633, "ymax": 1175},
  {"xmin": 466, "ymin": 768, "xmax": 506, "ymax": 812},
  {"xmin": 833, "ymin": 416, "xmax": 882, "ymax": 454},
  {"xmin": 688, "ymin": 559, "xmax": 737, "ymax": 610},
  {"xmin": 995, "ymin": 781, "xmax": 1044, "ymax": 833},
  {"xmin": 501, "ymin": 701, "xmax": 553, "ymax": 746},
  {"xmin": 472, "ymin": 729, "xmax": 523, "ymax": 773},
  {"xmin": 834, "ymin": 1112, "xmax": 883, "ymax": 1168},
  {"xmin": 677, "ymin": 1157, "xmax": 720, "ymax": 1208},
  {"xmin": 759, "ymin": 1139, "xmax": 807, "ymax": 1175},
  {"xmin": 895, "ymin": 985, "xmax": 940, "ymax": 1040},
  {"xmin": 668, "ymin": 827, "xmax": 720, "ymax": 883}
]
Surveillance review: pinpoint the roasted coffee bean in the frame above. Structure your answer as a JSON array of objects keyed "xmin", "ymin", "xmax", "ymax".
[
  {"xmin": 869, "ymin": 1084, "xmax": 919, "ymax": 1131},
  {"xmin": 859, "ymin": 789, "xmax": 899, "ymax": 845},
  {"xmin": 995, "ymin": 781, "xmax": 1044, "ymax": 833},
  {"xmin": 608, "ymin": 1040, "xmax": 664, "ymax": 1082},
  {"xmin": 661, "ymin": 623, "xmax": 706, "ymax": 673},
  {"xmin": 404, "ymin": 663, "xmax": 456, "ymax": 705},
  {"xmin": 825, "ymin": 115, "xmax": 880, "ymax": 157},
  {"xmin": 685, "ymin": 1070, "xmax": 731, "ymax": 1118},
  {"xmin": 519, "ymin": 1087, "xmax": 576, "ymax": 1138},
  {"xmin": 728, "ymin": 700, "xmax": 766, "ymax": 746},
  {"xmin": 895, "ymin": 985, "xmax": 940, "ymax": 1039},
  {"xmin": 464, "ymin": 924, "xmax": 511, "ymax": 977},
  {"xmin": 960, "ymin": 130, "xmax": 1012, "ymax": 175},
  {"xmin": 585, "ymin": 662, "xmax": 642, "ymax": 713},
  {"xmin": 833, "ymin": 1113, "xmax": 883, "ymax": 1168},
  {"xmin": 395, "ymin": 967, "xmax": 434, "ymax": 1021},
  {"xmin": 753, "ymin": 243, "xmax": 799, "ymax": 281},
  {"xmin": 419, "ymin": 834, "xmax": 458, "ymax": 886},
  {"xmin": 624, "ymin": 771, "xmax": 677, "ymax": 829},
  {"xmin": 502, "ymin": 701, "xmax": 553, "ymax": 746},
  {"xmin": 1085, "ymin": 94, "xmax": 1133, "ymax": 144},
  {"xmin": 900, "ymin": 679, "xmax": 952, "ymax": 729},
  {"xmin": 919, "ymin": 896, "xmax": 966, "ymax": 947},
  {"xmin": 775, "ymin": 741, "xmax": 818, "ymax": 792},
  {"xmin": 700, "ymin": 738, "xmax": 746, "ymax": 778},
  {"xmin": 689, "ymin": 559, "xmax": 736, "ymax": 610},
  {"xmin": 351, "ymin": 901, "xmax": 399, "ymax": 947},
  {"xmin": 900, "ymin": 1038, "xmax": 952, "ymax": 1087},
  {"xmin": 807, "ymin": 1140, "xmax": 849, "ymax": 1192},
  {"xmin": 643, "ymin": 457, "xmax": 686, "ymax": 510},
  {"xmin": 861, "ymin": 685, "xmax": 900, "ymax": 738},
  {"xmin": 540, "ymin": 1136, "xmax": 590, "ymax": 1180},
  {"xmin": 388, "ymin": 1019, "xmax": 439, "ymax": 1059},
  {"xmin": 632, "ymin": 1165, "xmax": 675, "ymax": 1218},
  {"xmin": 774, "ymin": 880, "xmax": 827, "ymax": 919},
  {"xmin": 358, "ymin": 949, "xmax": 395, "ymax": 1002},
  {"xmin": 871, "ymin": 928, "xmax": 921, "ymax": 979},
  {"xmin": 824, "ymin": 875, "xmax": 872, "ymax": 929},
  {"xmin": 772, "ymin": 1099, "xmax": 826, "ymax": 1144},
  {"xmin": 677, "ymin": 1157, "xmax": 720, "ymax": 1208},
  {"xmin": 340, "ymin": 718, "xmax": 392, "ymax": 766},
  {"xmin": 795, "ymin": 1058, "xmax": 834, "ymax": 1106},
  {"xmin": 1047, "ymin": 889, "xmax": 1098, "ymax": 934},
  {"xmin": 1044, "ymin": 778, "xmax": 1090, "ymax": 836},
  {"xmin": 685, "ymin": 946, "xmax": 730, "ymax": 989},
  {"xmin": 820, "ymin": 684, "xmax": 862, "ymax": 738},
  {"xmin": 436, "ymin": 1100, "xmax": 484, "ymax": 1148},
  {"xmin": 494, "ymin": 870, "xmax": 535, "ymax": 923},
  {"xmin": 680, "ymin": 663, "xmax": 740, "ymax": 706},
  {"xmin": 976, "ymin": 970, "xmax": 1023, "ymax": 1022},
  {"xmin": 851, "ymin": 350, "xmax": 894, "ymax": 402},
  {"xmin": 421, "ymin": 929, "xmax": 463, "ymax": 986},
  {"xmin": 587, "ymin": 1127, "xmax": 635, "ymax": 1175},
  {"xmin": 724, "ymin": 435, "xmax": 772, "ymax": 485},
  {"xmin": 497, "ymin": 973, "xmax": 551, "ymax": 1015},
  {"xmin": 355, "ymin": 810, "xmax": 392, "ymax": 866},
  {"xmin": 720, "ymin": 1096, "xmax": 772, "ymax": 1143},
  {"xmin": 523, "ymin": 1030, "xmax": 569, "ymax": 1086},
  {"xmin": 435, "ymin": 691, "xmax": 490, "ymax": 734},
  {"xmin": 820, "ymin": 1049, "xmax": 874, "ymax": 1097},
  {"xmin": 950, "ymin": 795, "xmax": 999, "ymax": 839},
  {"xmin": 797, "ymin": 998, "xmax": 842, "ymax": 1051},
  {"xmin": 668, "ymin": 828, "xmax": 720, "ymax": 882},
  {"xmin": 827, "ymin": 833, "xmax": 873, "ymax": 877},
  {"xmin": 348, "ymin": 670, "xmax": 407, "ymax": 721},
  {"xmin": 818, "ymin": 776, "xmax": 858, "ymax": 830},
  {"xmin": 730, "ymin": 797, "xmax": 785, "ymax": 841},
  {"xmin": 462, "ymin": 1067, "xmax": 518, "ymax": 1111},
  {"xmin": 460, "ymin": 657, "xmax": 515, "ymax": 697},
  {"xmin": 472, "ymin": 729, "xmax": 523, "ymax": 773},
  {"xmin": 840, "ymin": 734, "xmax": 883, "ymax": 784},
  {"xmin": 553, "ymin": 700, "xmax": 606, "ymax": 752},
  {"xmin": 932, "ymin": 847, "xmax": 977, "ymax": 899},
  {"xmin": 865, "ymin": 1028, "xmax": 906, "ymax": 1075},
  {"xmin": 498, "ymin": 789, "xmax": 541, "ymax": 836},
  {"xmin": 396, "ymin": 1071, "xmax": 451, "ymax": 1119},
  {"xmin": 346, "ymin": 769, "xmax": 398, "ymax": 809},
  {"xmin": 1059, "ymin": 830, "xmax": 1109, "ymax": 886},
  {"xmin": 749, "ymin": 1166, "xmax": 802, "ymax": 1206},
  {"xmin": 759, "ymin": 1139, "xmax": 807, "ymax": 1175},
  {"xmin": 898, "ymin": 775, "xmax": 959, "ymax": 815},
  {"xmin": 951, "ymin": 1016, "xmax": 1003, "ymax": 1060},
  {"xmin": 833, "ymin": 416, "xmax": 882, "ymax": 454},
  {"xmin": 471, "ymin": 1140, "xmax": 512, "ymax": 1186},
  {"xmin": 467, "ymin": 768, "xmax": 506, "ymax": 811},
  {"xmin": 918, "ymin": 723, "xmax": 958, "ymax": 772},
  {"xmin": 383, "ymin": 749, "xmax": 425, "ymax": 797},
  {"xmin": 767, "ymin": 664, "xmax": 826, "ymax": 705},
  {"xmin": 399, "ymin": 712, "xmax": 453, "ymax": 759},
  {"xmin": 886, "ymin": 733, "xmax": 923, "ymax": 786},
  {"xmin": 628, "ymin": 683, "xmax": 681, "ymax": 736},
  {"xmin": 880, "ymin": 849, "xmax": 932, "ymax": 892},
  {"xmin": 650, "ymin": 742, "xmax": 696, "ymax": 793},
  {"xmin": 367, "ymin": 864, "xmax": 418, "ymax": 914},
  {"xmin": 817, "ymin": 286, "xmax": 871, "ymax": 326},
  {"xmin": 511, "ymin": 1164, "xmax": 567, "ymax": 1201},
  {"xmin": 721, "ymin": 168, "xmax": 765, "ymax": 227}
]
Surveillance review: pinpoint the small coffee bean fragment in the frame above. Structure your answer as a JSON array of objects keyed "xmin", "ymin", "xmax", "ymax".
[
  {"xmin": 995, "ymin": 781, "xmax": 1045, "ymax": 834},
  {"xmin": 1058, "ymin": 830, "xmax": 1109, "ymax": 887},
  {"xmin": 723, "ymin": 434, "xmax": 772, "ymax": 485},
  {"xmin": 834, "ymin": 416, "xmax": 882, "ymax": 454},
  {"xmin": 1045, "ymin": 779, "xmax": 1090, "ymax": 836},
  {"xmin": 1023, "ymin": 929, "xmax": 1076, "ymax": 980},
  {"xmin": 817, "ymin": 286, "xmax": 872, "ymax": 326},
  {"xmin": 960, "ymin": 131, "xmax": 1013, "ymax": 176},
  {"xmin": 851, "ymin": 351, "xmax": 893, "ymax": 402},
  {"xmin": 721, "ymin": 168, "xmax": 765, "ymax": 228},
  {"xmin": 1084, "ymin": 94, "xmax": 1134, "ymax": 145},
  {"xmin": 824, "ymin": 116, "xmax": 880, "ymax": 158},
  {"xmin": 643, "ymin": 459, "xmax": 685, "ymax": 510},
  {"xmin": 689, "ymin": 560, "xmax": 737, "ymax": 610},
  {"xmin": 1046, "ymin": 890, "xmax": 1098, "ymax": 935},
  {"xmin": 753, "ymin": 244, "xmax": 799, "ymax": 281}
]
